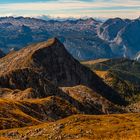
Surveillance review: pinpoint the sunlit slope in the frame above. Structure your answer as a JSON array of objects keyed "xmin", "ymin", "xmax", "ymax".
[
  {"xmin": 0, "ymin": 97, "xmax": 78, "ymax": 130},
  {"xmin": 0, "ymin": 113, "xmax": 140, "ymax": 140}
]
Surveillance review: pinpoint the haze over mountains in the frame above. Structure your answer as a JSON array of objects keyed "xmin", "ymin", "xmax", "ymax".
[{"xmin": 0, "ymin": 16, "xmax": 140, "ymax": 60}]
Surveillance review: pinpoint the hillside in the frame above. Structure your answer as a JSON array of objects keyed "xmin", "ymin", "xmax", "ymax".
[
  {"xmin": 82, "ymin": 58, "xmax": 140, "ymax": 103},
  {"xmin": 98, "ymin": 18, "xmax": 140, "ymax": 58},
  {"xmin": 61, "ymin": 85, "xmax": 124, "ymax": 114},
  {"xmin": 0, "ymin": 113, "xmax": 140, "ymax": 140},
  {"xmin": 0, "ymin": 85, "xmax": 125, "ymax": 130},
  {"xmin": 98, "ymin": 18, "xmax": 128, "ymax": 41},
  {"xmin": 0, "ymin": 97, "xmax": 78, "ymax": 130}
]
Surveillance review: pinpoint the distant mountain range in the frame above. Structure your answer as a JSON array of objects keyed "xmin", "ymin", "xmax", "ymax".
[{"xmin": 0, "ymin": 16, "xmax": 139, "ymax": 60}]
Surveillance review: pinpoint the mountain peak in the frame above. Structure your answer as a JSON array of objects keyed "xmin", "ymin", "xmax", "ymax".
[
  {"xmin": 47, "ymin": 37, "xmax": 60, "ymax": 45},
  {"xmin": 0, "ymin": 38, "xmax": 64, "ymax": 75},
  {"xmin": 0, "ymin": 38, "xmax": 127, "ymax": 105}
]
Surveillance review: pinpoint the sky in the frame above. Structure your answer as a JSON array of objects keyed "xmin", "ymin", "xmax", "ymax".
[{"xmin": 0, "ymin": 0, "xmax": 139, "ymax": 19}]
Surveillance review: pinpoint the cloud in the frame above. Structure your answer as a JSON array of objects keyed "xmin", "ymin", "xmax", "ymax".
[{"xmin": 0, "ymin": 0, "xmax": 139, "ymax": 18}]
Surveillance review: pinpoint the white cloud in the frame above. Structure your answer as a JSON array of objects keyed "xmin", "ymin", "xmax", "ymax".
[{"xmin": 0, "ymin": 0, "xmax": 139, "ymax": 18}]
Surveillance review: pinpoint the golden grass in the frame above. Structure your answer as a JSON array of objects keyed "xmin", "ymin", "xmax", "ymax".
[
  {"xmin": 0, "ymin": 137, "xmax": 10, "ymax": 140},
  {"xmin": 81, "ymin": 59, "xmax": 108, "ymax": 65},
  {"xmin": 0, "ymin": 97, "xmax": 78, "ymax": 130},
  {"xmin": 0, "ymin": 113, "xmax": 140, "ymax": 140},
  {"xmin": 95, "ymin": 70, "xmax": 108, "ymax": 78}
]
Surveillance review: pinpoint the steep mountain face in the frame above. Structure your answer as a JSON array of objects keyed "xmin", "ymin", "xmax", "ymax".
[
  {"xmin": 98, "ymin": 18, "xmax": 128, "ymax": 41},
  {"xmin": 64, "ymin": 36, "xmax": 113, "ymax": 60},
  {"xmin": 113, "ymin": 19, "xmax": 140, "ymax": 57},
  {"xmin": 98, "ymin": 18, "xmax": 140, "ymax": 58},
  {"xmin": 0, "ymin": 38, "xmax": 126, "ymax": 106}
]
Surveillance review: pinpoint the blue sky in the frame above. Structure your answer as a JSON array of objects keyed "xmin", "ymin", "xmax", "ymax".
[{"xmin": 0, "ymin": 0, "xmax": 139, "ymax": 19}]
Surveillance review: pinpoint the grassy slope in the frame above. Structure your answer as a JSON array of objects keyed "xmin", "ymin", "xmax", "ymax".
[
  {"xmin": 82, "ymin": 58, "xmax": 140, "ymax": 84},
  {"xmin": 82, "ymin": 58, "xmax": 140, "ymax": 103},
  {"xmin": 0, "ymin": 113, "xmax": 140, "ymax": 140},
  {"xmin": 82, "ymin": 58, "xmax": 109, "ymax": 65},
  {"xmin": 0, "ymin": 97, "xmax": 78, "ymax": 130},
  {"xmin": 61, "ymin": 85, "xmax": 124, "ymax": 114}
]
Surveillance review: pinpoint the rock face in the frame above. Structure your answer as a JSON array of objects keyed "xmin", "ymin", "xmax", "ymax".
[
  {"xmin": 61, "ymin": 85, "xmax": 124, "ymax": 114},
  {"xmin": 0, "ymin": 68, "xmax": 62, "ymax": 98},
  {"xmin": 112, "ymin": 19, "xmax": 140, "ymax": 57},
  {"xmin": 98, "ymin": 18, "xmax": 127, "ymax": 41},
  {"xmin": 98, "ymin": 17, "xmax": 140, "ymax": 59},
  {"xmin": 0, "ymin": 38, "xmax": 126, "ymax": 106}
]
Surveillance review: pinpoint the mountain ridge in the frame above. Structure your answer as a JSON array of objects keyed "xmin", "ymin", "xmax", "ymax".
[
  {"xmin": 0, "ymin": 38, "xmax": 127, "ymax": 106},
  {"xmin": 0, "ymin": 16, "xmax": 139, "ymax": 60}
]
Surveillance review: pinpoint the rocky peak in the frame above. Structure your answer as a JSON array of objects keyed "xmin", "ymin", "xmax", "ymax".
[{"xmin": 0, "ymin": 38, "xmax": 127, "ymax": 105}]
